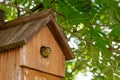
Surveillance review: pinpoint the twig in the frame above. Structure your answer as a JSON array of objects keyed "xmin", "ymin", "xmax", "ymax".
[
  {"xmin": 88, "ymin": 22, "xmax": 109, "ymax": 27},
  {"xmin": 61, "ymin": 26, "xmax": 92, "ymax": 45},
  {"xmin": 0, "ymin": 3, "xmax": 32, "ymax": 14},
  {"xmin": 89, "ymin": 22, "xmax": 120, "ymax": 27},
  {"xmin": 14, "ymin": 0, "xmax": 20, "ymax": 17},
  {"xmin": 13, "ymin": 5, "xmax": 32, "ymax": 14},
  {"xmin": 30, "ymin": 3, "xmax": 44, "ymax": 12},
  {"xmin": 52, "ymin": 9, "xmax": 64, "ymax": 18},
  {"xmin": 107, "ymin": 45, "xmax": 120, "ymax": 52}
]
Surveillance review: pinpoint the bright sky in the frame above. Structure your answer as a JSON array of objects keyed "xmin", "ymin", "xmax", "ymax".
[
  {"xmin": 0, "ymin": 0, "xmax": 3, "ymax": 2},
  {"xmin": 75, "ymin": 72, "xmax": 93, "ymax": 80}
]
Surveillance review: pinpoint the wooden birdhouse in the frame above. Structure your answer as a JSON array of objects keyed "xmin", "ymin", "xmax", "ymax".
[{"xmin": 0, "ymin": 9, "xmax": 74, "ymax": 80}]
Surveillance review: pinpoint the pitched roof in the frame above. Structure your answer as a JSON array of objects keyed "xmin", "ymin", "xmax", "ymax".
[{"xmin": 0, "ymin": 9, "xmax": 74, "ymax": 60}]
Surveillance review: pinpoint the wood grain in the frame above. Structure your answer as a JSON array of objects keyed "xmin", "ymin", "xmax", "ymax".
[
  {"xmin": 0, "ymin": 9, "xmax": 73, "ymax": 60},
  {"xmin": 0, "ymin": 9, "xmax": 54, "ymax": 30},
  {"xmin": 48, "ymin": 19, "xmax": 74, "ymax": 60},
  {"xmin": 20, "ymin": 26, "xmax": 65, "ymax": 77},
  {"xmin": 0, "ymin": 15, "xmax": 52, "ymax": 52},
  {"xmin": 23, "ymin": 67, "xmax": 62, "ymax": 80},
  {"xmin": 0, "ymin": 48, "xmax": 22, "ymax": 80}
]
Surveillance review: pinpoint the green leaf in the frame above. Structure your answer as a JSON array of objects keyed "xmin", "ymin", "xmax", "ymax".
[
  {"xmin": 109, "ymin": 25, "xmax": 120, "ymax": 41},
  {"xmin": 1, "ymin": 0, "xmax": 120, "ymax": 80}
]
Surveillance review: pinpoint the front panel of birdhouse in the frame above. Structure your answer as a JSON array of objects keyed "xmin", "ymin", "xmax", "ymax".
[
  {"xmin": 19, "ymin": 25, "xmax": 65, "ymax": 79},
  {"xmin": 22, "ymin": 67, "xmax": 62, "ymax": 80}
]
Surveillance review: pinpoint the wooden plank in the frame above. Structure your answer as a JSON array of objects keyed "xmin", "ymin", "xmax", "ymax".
[
  {"xmin": 20, "ymin": 26, "xmax": 65, "ymax": 77},
  {"xmin": 0, "ymin": 9, "xmax": 54, "ymax": 31},
  {"xmin": 0, "ymin": 48, "xmax": 22, "ymax": 80},
  {"xmin": 47, "ymin": 19, "xmax": 74, "ymax": 60},
  {"xmin": 0, "ymin": 15, "xmax": 53, "ymax": 52},
  {"xmin": 22, "ymin": 14, "xmax": 53, "ymax": 43},
  {"xmin": 0, "ymin": 9, "xmax": 73, "ymax": 60},
  {"xmin": 0, "ymin": 25, "xmax": 22, "ymax": 44},
  {"xmin": 23, "ymin": 67, "xmax": 62, "ymax": 80},
  {"xmin": 0, "ymin": 40, "xmax": 25, "ymax": 52}
]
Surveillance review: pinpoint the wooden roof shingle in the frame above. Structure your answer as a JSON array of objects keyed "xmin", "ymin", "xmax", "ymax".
[{"xmin": 0, "ymin": 9, "xmax": 74, "ymax": 60}]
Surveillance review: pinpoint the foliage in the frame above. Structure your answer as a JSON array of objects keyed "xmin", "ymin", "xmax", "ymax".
[{"xmin": 0, "ymin": 0, "xmax": 120, "ymax": 80}]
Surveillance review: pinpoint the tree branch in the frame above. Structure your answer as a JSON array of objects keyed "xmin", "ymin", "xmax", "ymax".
[
  {"xmin": 30, "ymin": 3, "xmax": 44, "ymax": 12},
  {"xmin": 61, "ymin": 26, "xmax": 92, "ymax": 45},
  {"xmin": 0, "ymin": 3, "xmax": 32, "ymax": 14},
  {"xmin": 52, "ymin": 9, "xmax": 64, "ymax": 18},
  {"xmin": 14, "ymin": 0, "xmax": 20, "ymax": 17},
  {"xmin": 107, "ymin": 45, "xmax": 120, "ymax": 52},
  {"xmin": 88, "ymin": 22, "xmax": 109, "ymax": 27}
]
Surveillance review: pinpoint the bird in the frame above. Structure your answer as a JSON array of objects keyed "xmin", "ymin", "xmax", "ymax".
[{"xmin": 40, "ymin": 46, "xmax": 51, "ymax": 58}]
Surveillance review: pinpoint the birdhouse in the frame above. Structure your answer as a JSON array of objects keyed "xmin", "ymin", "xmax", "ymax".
[{"xmin": 0, "ymin": 9, "xmax": 74, "ymax": 80}]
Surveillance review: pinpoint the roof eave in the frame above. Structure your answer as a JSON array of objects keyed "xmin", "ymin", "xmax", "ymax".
[
  {"xmin": 47, "ymin": 19, "xmax": 74, "ymax": 60},
  {"xmin": 0, "ymin": 9, "xmax": 54, "ymax": 31},
  {"xmin": 0, "ymin": 9, "xmax": 74, "ymax": 60}
]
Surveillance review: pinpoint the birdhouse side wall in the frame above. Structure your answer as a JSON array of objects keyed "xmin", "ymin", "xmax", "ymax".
[{"xmin": 0, "ymin": 48, "xmax": 22, "ymax": 80}]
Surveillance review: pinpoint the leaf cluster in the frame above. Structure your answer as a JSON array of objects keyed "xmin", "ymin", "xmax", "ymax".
[{"xmin": 0, "ymin": 0, "xmax": 120, "ymax": 80}]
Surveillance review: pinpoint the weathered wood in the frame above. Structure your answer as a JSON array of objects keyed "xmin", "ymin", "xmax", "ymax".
[
  {"xmin": 0, "ymin": 9, "xmax": 54, "ymax": 30},
  {"xmin": 0, "ymin": 15, "xmax": 52, "ymax": 52},
  {"xmin": 20, "ymin": 26, "xmax": 65, "ymax": 77},
  {"xmin": 23, "ymin": 67, "xmax": 62, "ymax": 80},
  {"xmin": 48, "ymin": 19, "xmax": 74, "ymax": 60},
  {"xmin": 0, "ymin": 48, "xmax": 22, "ymax": 80},
  {"xmin": 0, "ymin": 9, "xmax": 74, "ymax": 80},
  {"xmin": 0, "ymin": 9, "xmax": 73, "ymax": 60}
]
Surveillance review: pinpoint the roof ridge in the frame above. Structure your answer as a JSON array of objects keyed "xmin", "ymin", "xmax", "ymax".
[{"xmin": 0, "ymin": 9, "xmax": 54, "ymax": 31}]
